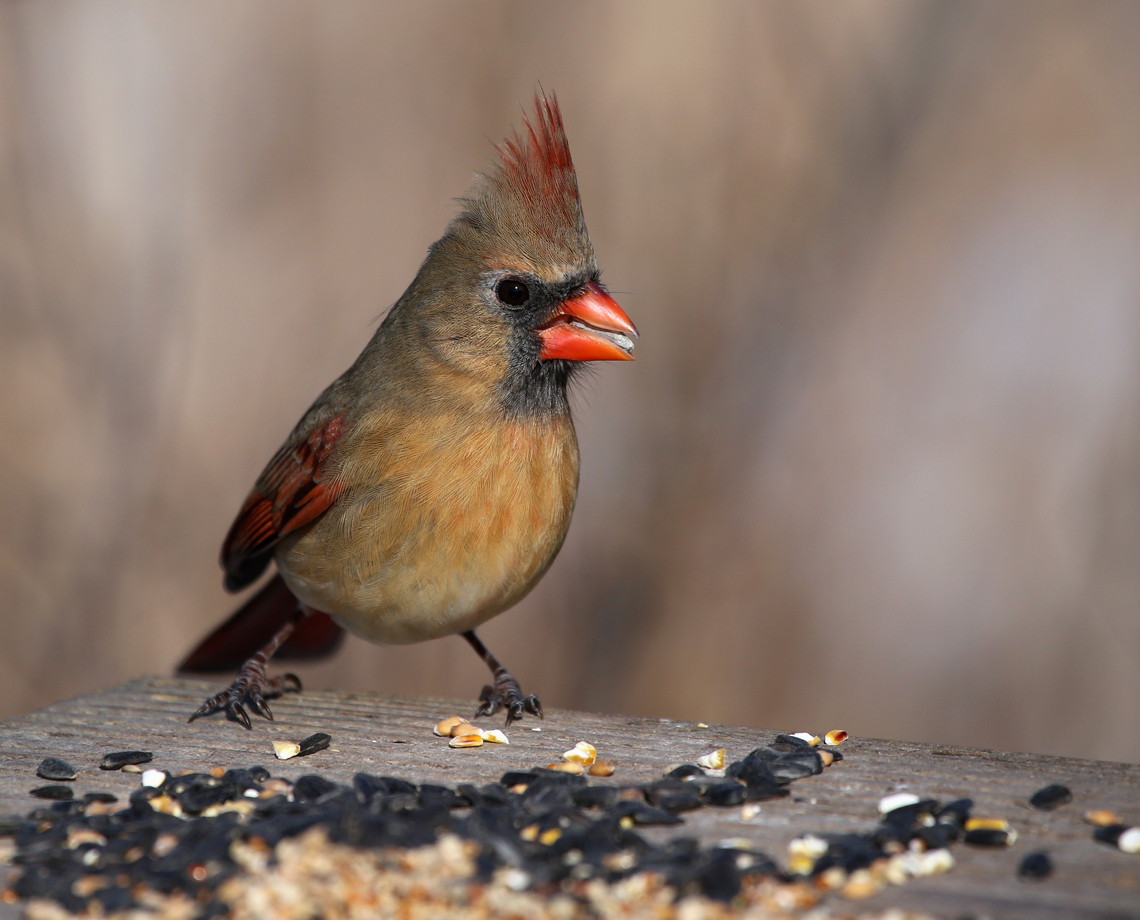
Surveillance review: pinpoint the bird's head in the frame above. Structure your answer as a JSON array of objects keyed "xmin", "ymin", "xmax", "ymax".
[{"xmin": 410, "ymin": 92, "xmax": 636, "ymax": 415}]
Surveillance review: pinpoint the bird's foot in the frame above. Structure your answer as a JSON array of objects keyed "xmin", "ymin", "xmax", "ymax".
[
  {"xmin": 187, "ymin": 664, "xmax": 302, "ymax": 730},
  {"xmin": 475, "ymin": 674, "xmax": 543, "ymax": 725}
]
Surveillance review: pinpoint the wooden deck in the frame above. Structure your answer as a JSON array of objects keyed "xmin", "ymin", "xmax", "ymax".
[{"xmin": 1, "ymin": 677, "xmax": 1137, "ymax": 918}]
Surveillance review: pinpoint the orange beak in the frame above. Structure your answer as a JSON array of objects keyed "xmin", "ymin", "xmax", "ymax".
[{"xmin": 537, "ymin": 282, "xmax": 638, "ymax": 362}]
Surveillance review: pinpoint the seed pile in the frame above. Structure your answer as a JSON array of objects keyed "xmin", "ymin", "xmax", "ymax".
[{"xmin": 0, "ymin": 734, "xmax": 1127, "ymax": 918}]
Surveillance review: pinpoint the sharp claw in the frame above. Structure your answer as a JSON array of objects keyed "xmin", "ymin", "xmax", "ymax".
[
  {"xmin": 248, "ymin": 696, "xmax": 272, "ymax": 720},
  {"xmin": 231, "ymin": 702, "xmax": 252, "ymax": 730},
  {"xmin": 283, "ymin": 673, "xmax": 302, "ymax": 693}
]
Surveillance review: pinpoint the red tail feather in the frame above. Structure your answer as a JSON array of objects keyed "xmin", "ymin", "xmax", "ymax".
[{"xmin": 178, "ymin": 574, "xmax": 344, "ymax": 673}]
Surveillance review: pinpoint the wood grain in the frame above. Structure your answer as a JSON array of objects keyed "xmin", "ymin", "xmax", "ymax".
[{"xmin": 1, "ymin": 677, "xmax": 1137, "ymax": 918}]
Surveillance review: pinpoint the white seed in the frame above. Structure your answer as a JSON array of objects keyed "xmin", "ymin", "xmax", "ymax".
[
  {"xmin": 818, "ymin": 866, "xmax": 847, "ymax": 890},
  {"xmin": 502, "ymin": 868, "xmax": 530, "ymax": 891},
  {"xmin": 740, "ymin": 804, "xmax": 761, "ymax": 820},
  {"xmin": 788, "ymin": 834, "xmax": 828, "ymax": 860},
  {"xmin": 878, "ymin": 792, "xmax": 920, "ymax": 814},
  {"xmin": 272, "ymin": 741, "xmax": 301, "ymax": 761},
  {"xmin": 918, "ymin": 848, "xmax": 955, "ymax": 875},
  {"xmin": 792, "ymin": 732, "xmax": 820, "ymax": 746},
  {"xmin": 482, "ymin": 729, "xmax": 509, "ymax": 744},
  {"xmin": 65, "ymin": 828, "xmax": 107, "ymax": 849},
  {"xmin": 1118, "ymin": 827, "xmax": 1140, "ymax": 854},
  {"xmin": 697, "ymin": 723, "xmax": 709, "ymax": 728},
  {"xmin": 121, "ymin": 764, "xmax": 143, "ymax": 774},
  {"xmin": 696, "ymin": 749, "xmax": 725, "ymax": 770},
  {"xmin": 141, "ymin": 770, "xmax": 167, "ymax": 788},
  {"xmin": 842, "ymin": 868, "xmax": 882, "ymax": 899},
  {"xmin": 449, "ymin": 734, "xmax": 484, "ymax": 748},
  {"xmin": 563, "ymin": 742, "xmax": 597, "ymax": 766}
]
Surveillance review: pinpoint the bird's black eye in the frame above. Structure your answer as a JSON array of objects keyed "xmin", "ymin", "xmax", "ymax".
[{"xmin": 496, "ymin": 278, "xmax": 530, "ymax": 307}]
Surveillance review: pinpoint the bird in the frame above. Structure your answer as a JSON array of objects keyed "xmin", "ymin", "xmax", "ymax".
[{"xmin": 178, "ymin": 92, "xmax": 636, "ymax": 729}]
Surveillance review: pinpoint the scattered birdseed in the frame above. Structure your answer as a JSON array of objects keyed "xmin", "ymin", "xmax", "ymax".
[
  {"xmin": 790, "ymin": 732, "xmax": 820, "ymax": 746},
  {"xmin": 1085, "ymin": 809, "xmax": 1120, "ymax": 826},
  {"xmin": 1118, "ymin": 827, "xmax": 1140, "ymax": 854},
  {"xmin": 450, "ymin": 722, "xmax": 481, "ymax": 738},
  {"xmin": 563, "ymin": 741, "xmax": 597, "ymax": 765},
  {"xmin": 482, "ymin": 729, "xmax": 509, "ymax": 744},
  {"xmin": 1029, "ymin": 783, "xmax": 1073, "ymax": 811},
  {"xmin": 298, "ymin": 732, "xmax": 332, "ymax": 756},
  {"xmin": 0, "ymin": 732, "xmax": 997, "ymax": 919},
  {"xmin": 449, "ymin": 733, "xmax": 484, "ymax": 748},
  {"xmin": 824, "ymin": 730, "xmax": 848, "ymax": 745},
  {"xmin": 964, "ymin": 817, "xmax": 1010, "ymax": 832},
  {"xmin": 697, "ymin": 749, "xmax": 726, "ymax": 770},
  {"xmin": 1019, "ymin": 850, "xmax": 1054, "ymax": 880},
  {"xmin": 34, "ymin": 757, "xmax": 77, "ymax": 782},
  {"xmin": 29, "ymin": 785, "xmax": 73, "ymax": 801},
  {"xmin": 434, "ymin": 715, "xmax": 465, "ymax": 736},
  {"xmin": 98, "ymin": 750, "xmax": 153, "ymax": 770},
  {"xmin": 140, "ymin": 769, "xmax": 167, "ymax": 788},
  {"xmin": 588, "ymin": 761, "xmax": 616, "ymax": 777},
  {"xmin": 697, "ymin": 722, "xmax": 709, "ymax": 728},
  {"xmin": 964, "ymin": 827, "xmax": 1018, "ymax": 847},
  {"xmin": 878, "ymin": 792, "xmax": 921, "ymax": 814},
  {"xmin": 841, "ymin": 867, "xmax": 883, "ymax": 899},
  {"xmin": 547, "ymin": 761, "xmax": 585, "ymax": 774},
  {"xmin": 272, "ymin": 740, "xmax": 301, "ymax": 760}
]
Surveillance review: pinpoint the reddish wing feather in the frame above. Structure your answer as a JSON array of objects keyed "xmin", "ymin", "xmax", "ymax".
[
  {"xmin": 220, "ymin": 414, "xmax": 346, "ymax": 585},
  {"xmin": 178, "ymin": 574, "xmax": 344, "ymax": 673}
]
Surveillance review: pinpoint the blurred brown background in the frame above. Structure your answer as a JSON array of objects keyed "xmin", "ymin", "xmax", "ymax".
[{"xmin": 2, "ymin": 1, "xmax": 1139, "ymax": 762}]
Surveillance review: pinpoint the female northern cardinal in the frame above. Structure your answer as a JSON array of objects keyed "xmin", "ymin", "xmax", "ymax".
[{"xmin": 179, "ymin": 93, "xmax": 636, "ymax": 728}]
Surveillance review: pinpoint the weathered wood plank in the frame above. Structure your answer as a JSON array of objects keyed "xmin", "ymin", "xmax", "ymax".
[{"xmin": 1, "ymin": 677, "xmax": 1137, "ymax": 918}]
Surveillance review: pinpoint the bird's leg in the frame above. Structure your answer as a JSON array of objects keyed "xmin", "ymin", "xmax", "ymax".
[
  {"xmin": 463, "ymin": 629, "xmax": 543, "ymax": 725},
  {"xmin": 188, "ymin": 612, "xmax": 304, "ymax": 729}
]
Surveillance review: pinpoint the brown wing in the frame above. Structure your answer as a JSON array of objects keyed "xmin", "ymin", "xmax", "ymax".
[{"xmin": 221, "ymin": 413, "xmax": 346, "ymax": 592}]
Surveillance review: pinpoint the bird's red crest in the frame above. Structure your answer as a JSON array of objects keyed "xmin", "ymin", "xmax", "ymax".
[{"xmin": 497, "ymin": 92, "xmax": 578, "ymax": 199}]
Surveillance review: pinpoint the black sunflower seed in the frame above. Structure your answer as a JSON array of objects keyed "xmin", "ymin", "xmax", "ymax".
[
  {"xmin": 298, "ymin": 732, "xmax": 332, "ymax": 756},
  {"xmin": 35, "ymin": 757, "xmax": 77, "ymax": 782},
  {"xmin": 666, "ymin": 764, "xmax": 705, "ymax": 779},
  {"xmin": 964, "ymin": 828, "xmax": 1012, "ymax": 847},
  {"xmin": 1029, "ymin": 784, "xmax": 1072, "ymax": 811},
  {"xmin": 701, "ymin": 782, "xmax": 748, "ymax": 807},
  {"xmin": 29, "ymin": 785, "xmax": 74, "ymax": 800},
  {"xmin": 1018, "ymin": 850, "xmax": 1053, "ymax": 880},
  {"xmin": 1092, "ymin": 824, "xmax": 1127, "ymax": 847},
  {"xmin": 99, "ymin": 751, "xmax": 153, "ymax": 770}
]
